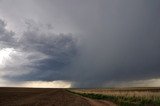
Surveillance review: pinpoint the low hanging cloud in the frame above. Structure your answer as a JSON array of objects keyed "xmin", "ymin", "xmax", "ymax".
[{"xmin": 0, "ymin": 19, "xmax": 77, "ymax": 85}]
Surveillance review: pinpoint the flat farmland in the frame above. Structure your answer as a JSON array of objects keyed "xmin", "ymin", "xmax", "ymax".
[
  {"xmin": 0, "ymin": 87, "xmax": 116, "ymax": 106},
  {"xmin": 1, "ymin": 87, "xmax": 160, "ymax": 106}
]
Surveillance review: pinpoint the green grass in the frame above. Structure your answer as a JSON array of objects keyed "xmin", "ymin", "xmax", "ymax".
[{"xmin": 67, "ymin": 90, "xmax": 160, "ymax": 106}]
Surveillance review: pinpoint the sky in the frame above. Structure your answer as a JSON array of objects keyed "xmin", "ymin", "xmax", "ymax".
[{"xmin": 0, "ymin": 0, "xmax": 160, "ymax": 88}]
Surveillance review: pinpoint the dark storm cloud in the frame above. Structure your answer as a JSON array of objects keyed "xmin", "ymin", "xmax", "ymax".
[
  {"xmin": 59, "ymin": 0, "xmax": 160, "ymax": 87},
  {"xmin": 1, "ymin": 0, "xmax": 160, "ymax": 87},
  {"xmin": 0, "ymin": 19, "xmax": 77, "ymax": 82},
  {"xmin": 16, "ymin": 25, "xmax": 77, "ymax": 81}
]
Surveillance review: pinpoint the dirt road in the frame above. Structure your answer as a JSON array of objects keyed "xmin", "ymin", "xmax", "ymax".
[{"xmin": 0, "ymin": 88, "xmax": 116, "ymax": 106}]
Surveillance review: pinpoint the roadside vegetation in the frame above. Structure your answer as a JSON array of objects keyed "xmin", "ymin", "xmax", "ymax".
[{"xmin": 68, "ymin": 88, "xmax": 160, "ymax": 106}]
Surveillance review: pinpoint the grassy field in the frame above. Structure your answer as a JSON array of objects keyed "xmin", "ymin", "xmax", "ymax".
[{"xmin": 70, "ymin": 87, "xmax": 160, "ymax": 106}]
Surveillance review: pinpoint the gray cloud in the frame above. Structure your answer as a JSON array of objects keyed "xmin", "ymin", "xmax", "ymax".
[
  {"xmin": 0, "ymin": 19, "xmax": 77, "ymax": 82},
  {"xmin": 0, "ymin": 20, "xmax": 16, "ymax": 48},
  {"xmin": 62, "ymin": 0, "xmax": 160, "ymax": 87},
  {"xmin": 0, "ymin": 0, "xmax": 160, "ymax": 88}
]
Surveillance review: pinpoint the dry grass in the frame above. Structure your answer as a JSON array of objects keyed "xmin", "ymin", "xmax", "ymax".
[
  {"xmin": 72, "ymin": 89, "xmax": 160, "ymax": 99},
  {"xmin": 70, "ymin": 88, "xmax": 160, "ymax": 106}
]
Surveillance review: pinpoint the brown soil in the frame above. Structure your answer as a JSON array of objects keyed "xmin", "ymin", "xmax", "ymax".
[{"xmin": 0, "ymin": 87, "xmax": 116, "ymax": 106}]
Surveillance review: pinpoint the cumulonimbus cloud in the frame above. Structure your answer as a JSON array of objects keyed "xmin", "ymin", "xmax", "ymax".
[
  {"xmin": 1, "ymin": 0, "xmax": 160, "ymax": 88},
  {"xmin": 0, "ymin": 19, "xmax": 78, "ymax": 84}
]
